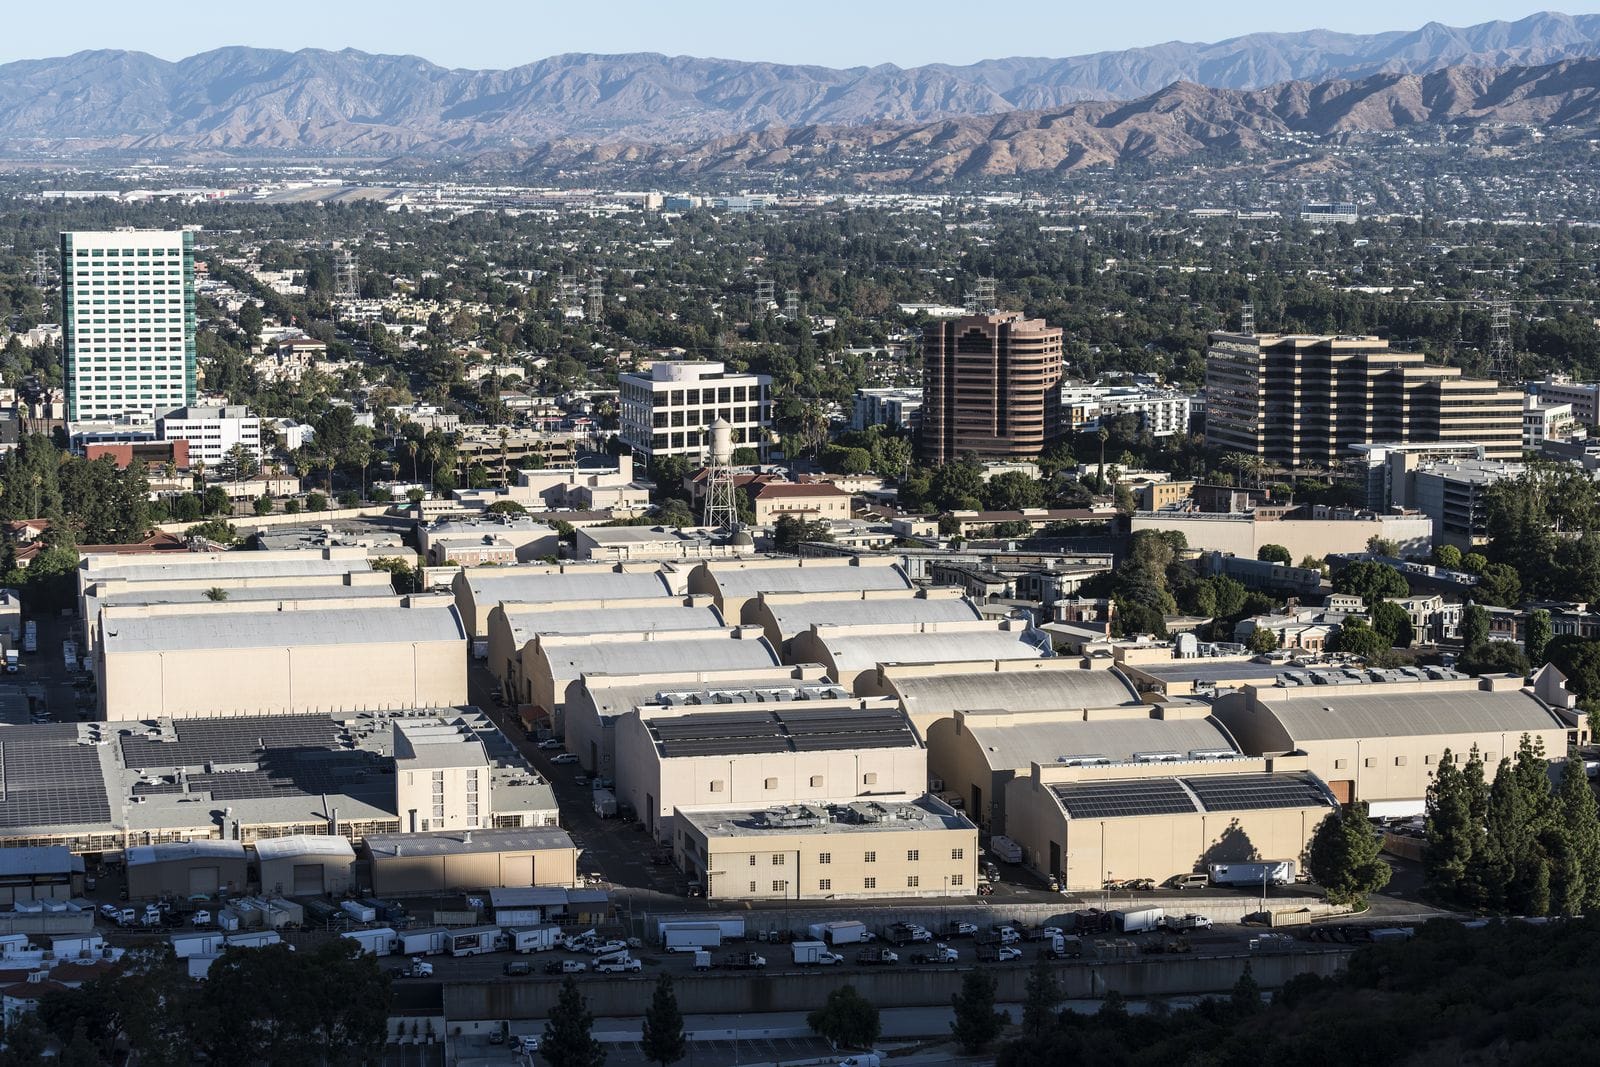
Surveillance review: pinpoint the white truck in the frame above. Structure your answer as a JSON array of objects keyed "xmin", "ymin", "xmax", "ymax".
[
  {"xmin": 1208, "ymin": 861, "xmax": 1295, "ymax": 887},
  {"xmin": 660, "ymin": 922, "xmax": 726, "ymax": 952},
  {"xmin": 792, "ymin": 940, "xmax": 844, "ymax": 966},
  {"xmin": 508, "ymin": 924, "xmax": 563, "ymax": 953},
  {"xmin": 1113, "ymin": 908, "xmax": 1165, "ymax": 934},
  {"xmin": 341, "ymin": 927, "xmax": 396, "ymax": 956},
  {"xmin": 807, "ymin": 920, "xmax": 868, "ymax": 945},
  {"xmin": 988, "ymin": 836, "xmax": 1023, "ymax": 864},
  {"xmin": 449, "ymin": 926, "xmax": 505, "ymax": 957},
  {"xmin": 594, "ymin": 956, "xmax": 642, "ymax": 973},
  {"xmin": 396, "ymin": 928, "xmax": 452, "ymax": 956},
  {"xmin": 62, "ymin": 641, "xmax": 77, "ymax": 671},
  {"xmin": 592, "ymin": 788, "xmax": 619, "ymax": 819},
  {"xmin": 340, "ymin": 900, "xmax": 377, "ymax": 924}
]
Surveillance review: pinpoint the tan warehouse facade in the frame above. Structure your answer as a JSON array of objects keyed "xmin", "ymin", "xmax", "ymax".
[
  {"xmin": 364, "ymin": 828, "xmax": 577, "ymax": 896},
  {"xmin": 1005, "ymin": 757, "xmax": 1335, "ymax": 891},
  {"xmin": 254, "ymin": 836, "xmax": 356, "ymax": 896},
  {"xmin": 676, "ymin": 797, "xmax": 977, "ymax": 902},
  {"xmin": 126, "ymin": 840, "xmax": 249, "ymax": 899},
  {"xmin": 96, "ymin": 597, "xmax": 467, "ymax": 718}
]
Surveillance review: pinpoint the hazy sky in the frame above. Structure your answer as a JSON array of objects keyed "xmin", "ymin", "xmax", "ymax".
[{"xmin": 4, "ymin": 1, "xmax": 1598, "ymax": 68}]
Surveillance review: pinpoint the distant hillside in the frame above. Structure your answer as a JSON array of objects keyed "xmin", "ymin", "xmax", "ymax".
[{"xmin": 4, "ymin": 11, "xmax": 1600, "ymax": 154}]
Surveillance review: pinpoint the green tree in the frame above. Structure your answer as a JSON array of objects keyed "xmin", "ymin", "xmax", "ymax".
[
  {"xmin": 1246, "ymin": 628, "xmax": 1280, "ymax": 654},
  {"xmin": 1526, "ymin": 609, "xmax": 1553, "ymax": 666},
  {"xmin": 486, "ymin": 499, "xmax": 528, "ymax": 516},
  {"xmin": 950, "ymin": 968, "xmax": 1006, "ymax": 1053},
  {"xmin": 807, "ymin": 984, "xmax": 881, "ymax": 1050},
  {"xmin": 1553, "ymin": 755, "xmax": 1600, "ymax": 915},
  {"xmin": 542, "ymin": 976, "xmax": 606, "ymax": 1067},
  {"xmin": 1475, "ymin": 563, "xmax": 1523, "ymax": 608},
  {"xmin": 640, "ymin": 974, "xmax": 686, "ymax": 1067},
  {"xmin": 1424, "ymin": 749, "xmax": 1480, "ymax": 900},
  {"xmin": 185, "ymin": 520, "xmax": 238, "ymax": 545},
  {"xmin": 203, "ymin": 587, "xmax": 228, "ymax": 602},
  {"xmin": 1257, "ymin": 544, "xmax": 1292, "ymax": 564},
  {"xmin": 1371, "ymin": 600, "xmax": 1414, "ymax": 648},
  {"xmin": 1230, "ymin": 963, "xmax": 1263, "ymax": 1016},
  {"xmin": 201, "ymin": 485, "xmax": 231, "ymax": 516},
  {"xmin": 1306, "ymin": 801, "xmax": 1392, "ymax": 906},
  {"xmin": 253, "ymin": 494, "xmax": 274, "ymax": 516},
  {"xmin": 1021, "ymin": 957, "xmax": 1062, "ymax": 1037},
  {"xmin": 1433, "ymin": 544, "xmax": 1464, "ymax": 570},
  {"xmin": 1333, "ymin": 561, "xmax": 1409, "ymax": 601},
  {"xmin": 1459, "ymin": 641, "xmax": 1531, "ymax": 678},
  {"xmin": 306, "ymin": 492, "xmax": 328, "ymax": 512},
  {"xmin": 1331, "ymin": 618, "xmax": 1387, "ymax": 660},
  {"xmin": 1462, "ymin": 552, "xmax": 1489, "ymax": 575},
  {"xmin": 371, "ymin": 556, "xmax": 419, "ymax": 594},
  {"xmin": 1460, "ymin": 604, "xmax": 1490, "ymax": 650}
]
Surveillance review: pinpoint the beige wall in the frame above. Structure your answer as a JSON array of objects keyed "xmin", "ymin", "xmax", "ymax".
[
  {"xmin": 258, "ymin": 855, "xmax": 354, "ymax": 896},
  {"xmin": 1005, "ymin": 772, "xmax": 1325, "ymax": 891},
  {"xmin": 614, "ymin": 712, "xmax": 927, "ymax": 842},
  {"xmin": 99, "ymin": 638, "xmax": 467, "ymax": 718},
  {"xmin": 395, "ymin": 763, "xmax": 487, "ymax": 835},
  {"xmin": 754, "ymin": 492, "xmax": 851, "ymax": 524},
  {"xmin": 127, "ymin": 857, "xmax": 250, "ymax": 901},
  {"xmin": 1129, "ymin": 514, "xmax": 1434, "ymax": 560},
  {"xmin": 678, "ymin": 820, "xmax": 977, "ymax": 901},
  {"xmin": 370, "ymin": 847, "xmax": 577, "ymax": 896}
]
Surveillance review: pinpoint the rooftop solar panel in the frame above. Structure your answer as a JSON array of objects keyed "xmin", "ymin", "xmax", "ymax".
[
  {"xmin": 1051, "ymin": 779, "xmax": 1197, "ymax": 820},
  {"xmin": 1183, "ymin": 773, "xmax": 1333, "ymax": 813}
]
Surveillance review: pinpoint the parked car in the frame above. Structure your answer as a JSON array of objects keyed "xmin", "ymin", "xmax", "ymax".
[
  {"xmin": 545, "ymin": 960, "xmax": 588, "ymax": 974},
  {"xmin": 538, "ymin": 739, "xmax": 563, "ymax": 750},
  {"xmin": 550, "ymin": 753, "xmax": 579, "ymax": 765},
  {"xmin": 513, "ymin": 1035, "xmax": 540, "ymax": 1054}
]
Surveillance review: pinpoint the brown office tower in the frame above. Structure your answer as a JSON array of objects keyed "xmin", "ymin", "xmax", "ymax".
[{"xmin": 921, "ymin": 311, "xmax": 1064, "ymax": 465}]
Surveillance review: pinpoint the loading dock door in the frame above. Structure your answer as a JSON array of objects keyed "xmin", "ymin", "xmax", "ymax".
[
  {"xmin": 188, "ymin": 866, "xmax": 220, "ymax": 895},
  {"xmin": 292, "ymin": 864, "xmax": 323, "ymax": 895},
  {"xmin": 1328, "ymin": 780, "xmax": 1354, "ymax": 805}
]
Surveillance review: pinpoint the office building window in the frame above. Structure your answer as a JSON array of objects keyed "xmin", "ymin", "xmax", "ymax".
[
  {"xmin": 772, "ymin": 880, "xmax": 788, "ymax": 894},
  {"xmin": 818, "ymin": 853, "xmax": 831, "ymax": 865},
  {"xmin": 907, "ymin": 850, "xmax": 920, "ymax": 862},
  {"xmin": 772, "ymin": 854, "xmax": 785, "ymax": 866},
  {"xmin": 819, "ymin": 879, "xmax": 831, "ymax": 891},
  {"xmin": 764, "ymin": 777, "xmax": 778, "ymax": 790},
  {"xmin": 863, "ymin": 877, "xmax": 876, "ymax": 890},
  {"xmin": 951, "ymin": 875, "xmax": 964, "ymax": 886},
  {"xmin": 864, "ymin": 851, "xmax": 876, "ymax": 863},
  {"xmin": 951, "ymin": 848, "xmax": 964, "ymax": 860},
  {"xmin": 907, "ymin": 876, "xmax": 920, "ymax": 889}
]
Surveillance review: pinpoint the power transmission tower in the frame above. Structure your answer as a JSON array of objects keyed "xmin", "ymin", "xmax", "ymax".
[
  {"xmin": 964, "ymin": 277, "xmax": 997, "ymax": 314},
  {"xmin": 755, "ymin": 278, "xmax": 775, "ymax": 310},
  {"xmin": 1487, "ymin": 299, "xmax": 1514, "ymax": 383},
  {"xmin": 557, "ymin": 271, "xmax": 583, "ymax": 315},
  {"xmin": 783, "ymin": 289, "xmax": 800, "ymax": 321},
  {"xmin": 585, "ymin": 276, "xmax": 604, "ymax": 322},
  {"xmin": 1239, "ymin": 301, "xmax": 1256, "ymax": 336},
  {"xmin": 334, "ymin": 247, "xmax": 360, "ymax": 301},
  {"xmin": 30, "ymin": 250, "xmax": 50, "ymax": 290}
]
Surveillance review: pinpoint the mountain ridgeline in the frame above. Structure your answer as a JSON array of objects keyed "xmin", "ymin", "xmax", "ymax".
[{"xmin": 5, "ymin": 10, "xmax": 1600, "ymax": 157}]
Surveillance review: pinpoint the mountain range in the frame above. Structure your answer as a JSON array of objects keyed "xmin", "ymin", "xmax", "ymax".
[{"xmin": 4, "ymin": 11, "xmax": 1600, "ymax": 155}]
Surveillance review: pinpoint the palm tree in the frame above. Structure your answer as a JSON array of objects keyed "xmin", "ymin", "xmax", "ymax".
[
  {"xmin": 1096, "ymin": 427, "xmax": 1109, "ymax": 492},
  {"xmin": 424, "ymin": 441, "xmax": 440, "ymax": 488},
  {"xmin": 407, "ymin": 440, "xmax": 419, "ymax": 484},
  {"xmin": 499, "ymin": 427, "xmax": 510, "ymax": 486}
]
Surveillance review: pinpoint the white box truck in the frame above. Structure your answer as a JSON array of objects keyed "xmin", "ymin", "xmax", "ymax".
[
  {"xmin": 340, "ymin": 900, "xmax": 377, "ymax": 923},
  {"xmin": 450, "ymin": 926, "xmax": 505, "ymax": 957},
  {"xmin": 792, "ymin": 940, "xmax": 844, "ymax": 966},
  {"xmin": 1208, "ymin": 861, "xmax": 1295, "ymax": 887},
  {"xmin": 396, "ymin": 927, "xmax": 452, "ymax": 956},
  {"xmin": 170, "ymin": 932, "xmax": 223, "ymax": 959},
  {"xmin": 593, "ymin": 788, "xmax": 619, "ymax": 819},
  {"xmin": 1113, "ymin": 908, "xmax": 1164, "ymax": 934},
  {"xmin": 659, "ymin": 921, "xmax": 725, "ymax": 952},
  {"xmin": 509, "ymin": 925, "xmax": 563, "ymax": 953},
  {"xmin": 807, "ymin": 921, "xmax": 867, "ymax": 946},
  {"xmin": 223, "ymin": 931, "xmax": 281, "ymax": 950},
  {"xmin": 988, "ymin": 836, "xmax": 1023, "ymax": 863},
  {"xmin": 341, "ymin": 927, "xmax": 396, "ymax": 956}
]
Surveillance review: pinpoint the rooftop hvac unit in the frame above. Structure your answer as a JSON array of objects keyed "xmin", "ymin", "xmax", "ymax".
[
  {"xmin": 1133, "ymin": 752, "xmax": 1184, "ymax": 763},
  {"xmin": 1188, "ymin": 749, "xmax": 1236, "ymax": 760},
  {"xmin": 1055, "ymin": 754, "xmax": 1108, "ymax": 766}
]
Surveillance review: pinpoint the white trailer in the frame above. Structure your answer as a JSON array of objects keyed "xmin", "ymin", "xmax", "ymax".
[
  {"xmin": 1208, "ymin": 861, "xmax": 1296, "ymax": 887},
  {"xmin": 508, "ymin": 924, "xmax": 563, "ymax": 953},
  {"xmin": 341, "ymin": 927, "xmax": 396, "ymax": 957},
  {"xmin": 223, "ymin": 931, "xmax": 281, "ymax": 950},
  {"xmin": 396, "ymin": 927, "xmax": 452, "ymax": 956},
  {"xmin": 1113, "ymin": 908, "xmax": 1165, "ymax": 934},
  {"xmin": 661, "ymin": 922, "xmax": 723, "ymax": 952},
  {"xmin": 988, "ymin": 836, "xmax": 1023, "ymax": 863},
  {"xmin": 449, "ymin": 925, "xmax": 505, "ymax": 957},
  {"xmin": 807, "ymin": 920, "xmax": 867, "ymax": 945},
  {"xmin": 340, "ymin": 900, "xmax": 377, "ymax": 923},
  {"xmin": 170, "ymin": 932, "xmax": 224, "ymax": 959}
]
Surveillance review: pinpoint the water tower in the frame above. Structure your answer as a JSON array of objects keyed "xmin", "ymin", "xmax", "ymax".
[{"xmin": 702, "ymin": 416, "xmax": 740, "ymax": 531}]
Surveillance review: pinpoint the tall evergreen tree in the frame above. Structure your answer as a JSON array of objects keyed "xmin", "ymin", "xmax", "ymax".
[
  {"xmin": 542, "ymin": 976, "xmax": 605, "ymax": 1067},
  {"xmin": 1021, "ymin": 957, "xmax": 1062, "ymax": 1037},
  {"xmin": 1555, "ymin": 754, "xmax": 1600, "ymax": 915},
  {"xmin": 640, "ymin": 975, "xmax": 686, "ymax": 1067},
  {"xmin": 950, "ymin": 968, "xmax": 1006, "ymax": 1053},
  {"xmin": 1424, "ymin": 749, "xmax": 1476, "ymax": 895},
  {"xmin": 1306, "ymin": 800, "xmax": 1392, "ymax": 906},
  {"xmin": 1526, "ymin": 609, "xmax": 1554, "ymax": 666}
]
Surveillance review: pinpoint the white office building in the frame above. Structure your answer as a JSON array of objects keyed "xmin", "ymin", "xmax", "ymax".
[
  {"xmin": 156, "ymin": 405, "xmax": 265, "ymax": 467},
  {"xmin": 618, "ymin": 361, "xmax": 772, "ymax": 460},
  {"xmin": 61, "ymin": 230, "xmax": 195, "ymax": 422},
  {"xmin": 1523, "ymin": 396, "xmax": 1576, "ymax": 449}
]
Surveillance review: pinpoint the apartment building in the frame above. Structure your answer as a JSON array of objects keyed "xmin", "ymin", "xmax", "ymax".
[
  {"xmin": 1408, "ymin": 458, "xmax": 1525, "ymax": 549},
  {"xmin": 1524, "ymin": 396, "xmax": 1576, "ymax": 448},
  {"xmin": 60, "ymin": 230, "xmax": 196, "ymax": 422},
  {"xmin": 921, "ymin": 312, "xmax": 1064, "ymax": 465},
  {"xmin": 1205, "ymin": 333, "xmax": 1523, "ymax": 467},
  {"xmin": 618, "ymin": 361, "xmax": 772, "ymax": 460},
  {"xmin": 851, "ymin": 387, "xmax": 923, "ymax": 433},
  {"xmin": 1535, "ymin": 373, "xmax": 1600, "ymax": 426}
]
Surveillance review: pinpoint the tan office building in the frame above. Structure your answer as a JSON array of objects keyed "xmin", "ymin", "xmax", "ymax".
[
  {"xmin": 95, "ymin": 597, "xmax": 467, "ymax": 719},
  {"xmin": 613, "ymin": 694, "xmax": 926, "ymax": 842},
  {"xmin": 1005, "ymin": 758, "xmax": 1335, "ymax": 891},
  {"xmin": 364, "ymin": 828, "xmax": 577, "ymax": 896},
  {"xmin": 1205, "ymin": 332, "xmax": 1523, "ymax": 468},
  {"xmin": 486, "ymin": 596, "xmax": 725, "ymax": 701},
  {"xmin": 1211, "ymin": 670, "xmax": 1576, "ymax": 816},
  {"xmin": 921, "ymin": 311, "xmax": 1064, "ymax": 465},
  {"xmin": 676, "ymin": 797, "xmax": 977, "ymax": 902}
]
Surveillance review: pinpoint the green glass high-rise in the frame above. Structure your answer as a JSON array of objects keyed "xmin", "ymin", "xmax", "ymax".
[{"xmin": 60, "ymin": 229, "xmax": 196, "ymax": 423}]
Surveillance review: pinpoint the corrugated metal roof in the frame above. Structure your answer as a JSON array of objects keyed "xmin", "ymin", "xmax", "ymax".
[
  {"xmin": 467, "ymin": 569, "xmax": 671, "ymax": 605},
  {"xmin": 546, "ymin": 634, "xmax": 779, "ymax": 684},
  {"xmin": 127, "ymin": 840, "xmax": 247, "ymax": 866},
  {"xmin": 892, "ymin": 667, "xmax": 1143, "ymax": 716},
  {"xmin": 1257, "ymin": 688, "xmax": 1568, "ymax": 742},
  {"xmin": 364, "ymin": 828, "xmax": 573, "ymax": 859},
  {"xmin": 705, "ymin": 564, "xmax": 910, "ymax": 598},
  {"xmin": 101, "ymin": 603, "xmax": 465, "ymax": 653},
  {"xmin": 86, "ymin": 557, "xmax": 364, "ymax": 583},
  {"xmin": 965, "ymin": 714, "xmax": 1239, "ymax": 771},
  {"xmin": 585, "ymin": 672, "xmax": 810, "ymax": 716},
  {"xmin": 765, "ymin": 596, "xmax": 979, "ymax": 638},
  {"xmin": 819, "ymin": 629, "xmax": 1045, "ymax": 676},
  {"xmin": 504, "ymin": 602, "xmax": 722, "ymax": 643},
  {"xmin": 95, "ymin": 582, "xmax": 394, "ymax": 609},
  {"xmin": 0, "ymin": 846, "xmax": 78, "ymax": 876},
  {"xmin": 252, "ymin": 835, "xmax": 356, "ymax": 861}
]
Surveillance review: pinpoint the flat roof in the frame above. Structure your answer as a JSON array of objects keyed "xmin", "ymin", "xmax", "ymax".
[
  {"xmin": 1050, "ymin": 772, "xmax": 1335, "ymax": 820},
  {"xmin": 363, "ymin": 827, "xmax": 574, "ymax": 859},
  {"xmin": 92, "ymin": 581, "xmax": 394, "ymax": 610},
  {"xmin": 678, "ymin": 796, "xmax": 970, "ymax": 838},
  {"xmin": 0, "ymin": 846, "xmax": 78, "ymax": 875},
  {"xmin": 502, "ymin": 601, "xmax": 723, "ymax": 644},
  {"xmin": 962, "ymin": 712, "xmax": 1240, "ymax": 771},
  {"xmin": 702, "ymin": 562, "xmax": 910, "ymax": 599},
  {"xmin": 1128, "ymin": 660, "xmax": 1288, "ymax": 683},
  {"xmin": 763, "ymin": 596, "xmax": 980, "ymax": 636},
  {"xmin": 581, "ymin": 671, "xmax": 824, "ymax": 719},
  {"xmin": 1252, "ymin": 686, "xmax": 1568, "ymax": 742},
  {"xmin": 646, "ymin": 703, "xmax": 918, "ymax": 759},
  {"xmin": 101, "ymin": 602, "xmax": 466, "ymax": 653},
  {"xmin": 465, "ymin": 568, "xmax": 671, "ymax": 604},
  {"xmin": 815, "ymin": 628, "xmax": 1047, "ymax": 675},
  {"xmin": 252, "ymin": 835, "xmax": 356, "ymax": 861},
  {"xmin": 83, "ymin": 554, "xmax": 367, "ymax": 584},
  {"xmin": 544, "ymin": 633, "xmax": 780, "ymax": 683},
  {"xmin": 127, "ymin": 840, "xmax": 247, "ymax": 866}
]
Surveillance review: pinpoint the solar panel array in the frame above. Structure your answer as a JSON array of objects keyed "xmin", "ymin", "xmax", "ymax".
[
  {"xmin": 649, "ymin": 706, "xmax": 917, "ymax": 758},
  {"xmin": 1184, "ymin": 773, "xmax": 1333, "ymax": 813},
  {"xmin": 120, "ymin": 715, "xmax": 341, "ymax": 770},
  {"xmin": 1052, "ymin": 778, "xmax": 1197, "ymax": 820},
  {"xmin": 0, "ymin": 727, "xmax": 112, "ymax": 829}
]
